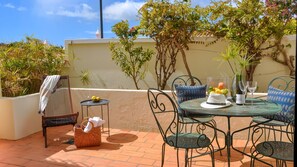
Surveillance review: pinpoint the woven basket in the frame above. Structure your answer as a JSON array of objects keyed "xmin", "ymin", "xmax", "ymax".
[{"xmin": 74, "ymin": 120, "xmax": 101, "ymax": 148}]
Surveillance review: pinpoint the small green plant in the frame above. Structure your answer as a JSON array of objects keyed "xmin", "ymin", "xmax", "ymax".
[
  {"xmin": 80, "ymin": 70, "xmax": 91, "ymax": 86},
  {"xmin": 217, "ymin": 43, "xmax": 252, "ymax": 75},
  {"xmin": 109, "ymin": 20, "xmax": 153, "ymax": 89},
  {"xmin": 0, "ymin": 36, "xmax": 68, "ymax": 97}
]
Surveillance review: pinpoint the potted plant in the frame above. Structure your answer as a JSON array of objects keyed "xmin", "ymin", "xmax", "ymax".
[{"xmin": 0, "ymin": 36, "xmax": 68, "ymax": 140}]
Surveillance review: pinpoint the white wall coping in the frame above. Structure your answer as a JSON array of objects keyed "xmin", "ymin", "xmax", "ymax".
[
  {"xmin": 71, "ymin": 88, "xmax": 267, "ymax": 97},
  {"xmin": 0, "ymin": 92, "xmax": 39, "ymax": 99},
  {"xmin": 72, "ymin": 88, "xmax": 171, "ymax": 93},
  {"xmin": 65, "ymin": 35, "xmax": 296, "ymax": 45},
  {"xmin": 65, "ymin": 38, "xmax": 154, "ymax": 45}
]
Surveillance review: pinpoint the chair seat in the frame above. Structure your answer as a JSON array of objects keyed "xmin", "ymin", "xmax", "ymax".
[
  {"xmin": 167, "ymin": 133, "xmax": 211, "ymax": 149},
  {"xmin": 255, "ymin": 141, "xmax": 293, "ymax": 161},
  {"xmin": 42, "ymin": 113, "xmax": 78, "ymax": 127},
  {"xmin": 252, "ymin": 116, "xmax": 287, "ymax": 126}
]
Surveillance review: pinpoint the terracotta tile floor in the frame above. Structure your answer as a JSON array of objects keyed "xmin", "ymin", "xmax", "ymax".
[{"xmin": 0, "ymin": 125, "xmax": 294, "ymax": 167}]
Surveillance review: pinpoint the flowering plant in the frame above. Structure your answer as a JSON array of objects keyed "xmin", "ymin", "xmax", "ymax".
[{"xmin": 128, "ymin": 27, "xmax": 138, "ymax": 37}]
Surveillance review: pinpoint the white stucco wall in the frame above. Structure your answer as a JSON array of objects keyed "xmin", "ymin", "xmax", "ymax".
[
  {"xmin": 70, "ymin": 89, "xmax": 265, "ymax": 140},
  {"xmin": 0, "ymin": 88, "xmax": 276, "ymax": 141},
  {"xmin": 64, "ymin": 35, "xmax": 296, "ymax": 92},
  {"xmin": 0, "ymin": 93, "xmax": 41, "ymax": 140}
]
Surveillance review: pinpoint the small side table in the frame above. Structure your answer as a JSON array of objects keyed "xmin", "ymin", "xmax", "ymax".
[{"xmin": 80, "ymin": 99, "xmax": 110, "ymax": 136}]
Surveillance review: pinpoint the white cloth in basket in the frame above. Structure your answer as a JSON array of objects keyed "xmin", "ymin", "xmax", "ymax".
[{"xmin": 84, "ymin": 117, "xmax": 105, "ymax": 133}]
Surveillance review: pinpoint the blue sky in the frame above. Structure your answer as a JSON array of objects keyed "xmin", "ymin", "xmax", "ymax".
[{"xmin": 0, "ymin": 0, "xmax": 211, "ymax": 46}]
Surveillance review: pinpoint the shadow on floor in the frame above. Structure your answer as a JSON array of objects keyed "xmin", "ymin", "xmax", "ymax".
[
  {"xmin": 65, "ymin": 133, "xmax": 138, "ymax": 151},
  {"xmin": 106, "ymin": 133, "xmax": 138, "ymax": 143}
]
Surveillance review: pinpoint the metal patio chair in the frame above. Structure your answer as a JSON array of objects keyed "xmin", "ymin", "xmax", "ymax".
[
  {"xmin": 250, "ymin": 105, "xmax": 294, "ymax": 167},
  {"xmin": 147, "ymin": 88, "xmax": 215, "ymax": 167},
  {"xmin": 171, "ymin": 75, "xmax": 222, "ymax": 155},
  {"xmin": 243, "ymin": 75, "xmax": 295, "ymax": 154}
]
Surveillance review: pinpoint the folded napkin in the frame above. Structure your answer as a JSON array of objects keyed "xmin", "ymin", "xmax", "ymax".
[{"xmin": 84, "ymin": 117, "xmax": 105, "ymax": 133}]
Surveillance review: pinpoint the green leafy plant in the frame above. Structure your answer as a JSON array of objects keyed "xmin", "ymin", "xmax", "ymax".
[
  {"xmin": 109, "ymin": 20, "xmax": 154, "ymax": 89},
  {"xmin": 207, "ymin": 0, "xmax": 296, "ymax": 81},
  {"xmin": 217, "ymin": 43, "xmax": 252, "ymax": 75},
  {"xmin": 139, "ymin": 0, "xmax": 207, "ymax": 89},
  {"xmin": 80, "ymin": 70, "xmax": 91, "ymax": 86},
  {"xmin": 0, "ymin": 36, "xmax": 68, "ymax": 97}
]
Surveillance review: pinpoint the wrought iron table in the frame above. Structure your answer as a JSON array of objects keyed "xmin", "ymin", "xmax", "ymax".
[
  {"xmin": 180, "ymin": 98, "xmax": 281, "ymax": 167},
  {"xmin": 80, "ymin": 99, "xmax": 110, "ymax": 136}
]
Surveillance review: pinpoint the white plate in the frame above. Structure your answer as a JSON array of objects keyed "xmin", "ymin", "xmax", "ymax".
[{"xmin": 200, "ymin": 101, "xmax": 232, "ymax": 109}]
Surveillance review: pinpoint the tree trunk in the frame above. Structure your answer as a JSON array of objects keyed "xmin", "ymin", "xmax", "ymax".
[
  {"xmin": 245, "ymin": 50, "xmax": 263, "ymax": 82},
  {"xmin": 276, "ymin": 43, "xmax": 295, "ymax": 76},
  {"xmin": 155, "ymin": 40, "xmax": 178, "ymax": 90},
  {"xmin": 132, "ymin": 76, "xmax": 139, "ymax": 90},
  {"xmin": 174, "ymin": 40, "xmax": 194, "ymax": 86}
]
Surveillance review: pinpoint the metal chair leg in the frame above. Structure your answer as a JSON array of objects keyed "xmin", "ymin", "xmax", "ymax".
[
  {"xmin": 43, "ymin": 127, "xmax": 47, "ymax": 148},
  {"xmin": 243, "ymin": 121, "xmax": 254, "ymax": 154},
  {"xmin": 185, "ymin": 149, "xmax": 189, "ymax": 167},
  {"xmin": 189, "ymin": 149, "xmax": 193, "ymax": 167},
  {"xmin": 176, "ymin": 148, "xmax": 180, "ymax": 167},
  {"xmin": 211, "ymin": 119, "xmax": 222, "ymax": 156},
  {"xmin": 210, "ymin": 145, "xmax": 215, "ymax": 167},
  {"xmin": 161, "ymin": 143, "xmax": 166, "ymax": 167}
]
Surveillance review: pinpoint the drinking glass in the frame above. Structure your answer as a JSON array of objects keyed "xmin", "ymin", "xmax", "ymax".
[
  {"xmin": 247, "ymin": 81, "xmax": 257, "ymax": 105},
  {"xmin": 238, "ymin": 80, "xmax": 248, "ymax": 105}
]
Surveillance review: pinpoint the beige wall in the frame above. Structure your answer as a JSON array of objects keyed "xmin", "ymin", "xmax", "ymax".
[
  {"xmin": 0, "ymin": 88, "xmax": 265, "ymax": 140},
  {"xmin": 65, "ymin": 35, "xmax": 296, "ymax": 92},
  {"xmin": 71, "ymin": 88, "xmax": 260, "ymax": 140}
]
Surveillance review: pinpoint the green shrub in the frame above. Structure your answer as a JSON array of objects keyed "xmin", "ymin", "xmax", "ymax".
[
  {"xmin": 109, "ymin": 20, "xmax": 153, "ymax": 89},
  {"xmin": 0, "ymin": 36, "xmax": 68, "ymax": 97}
]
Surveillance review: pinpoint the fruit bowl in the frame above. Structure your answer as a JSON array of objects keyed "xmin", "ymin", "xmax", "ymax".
[{"xmin": 207, "ymin": 82, "xmax": 228, "ymax": 97}]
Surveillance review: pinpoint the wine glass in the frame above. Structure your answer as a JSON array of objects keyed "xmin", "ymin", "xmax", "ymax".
[
  {"xmin": 247, "ymin": 81, "xmax": 257, "ymax": 106},
  {"xmin": 238, "ymin": 80, "xmax": 248, "ymax": 105}
]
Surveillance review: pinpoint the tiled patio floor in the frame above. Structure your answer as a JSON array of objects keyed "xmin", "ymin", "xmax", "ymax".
[{"xmin": 0, "ymin": 125, "xmax": 294, "ymax": 167}]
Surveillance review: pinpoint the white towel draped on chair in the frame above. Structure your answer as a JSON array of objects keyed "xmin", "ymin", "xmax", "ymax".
[{"xmin": 38, "ymin": 75, "xmax": 61, "ymax": 115}]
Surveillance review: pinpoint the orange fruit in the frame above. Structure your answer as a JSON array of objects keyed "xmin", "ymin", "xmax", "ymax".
[{"xmin": 218, "ymin": 82, "xmax": 224, "ymax": 89}]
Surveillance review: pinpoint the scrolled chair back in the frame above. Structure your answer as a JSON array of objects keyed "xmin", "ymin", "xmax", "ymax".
[
  {"xmin": 171, "ymin": 75, "xmax": 207, "ymax": 119},
  {"xmin": 282, "ymin": 104, "xmax": 295, "ymax": 143},
  {"xmin": 171, "ymin": 75, "xmax": 202, "ymax": 87},
  {"xmin": 148, "ymin": 88, "xmax": 215, "ymax": 166},
  {"xmin": 171, "ymin": 75, "xmax": 203, "ymax": 103},
  {"xmin": 251, "ymin": 111, "xmax": 294, "ymax": 165},
  {"xmin": 268, "ymin": 75, "xmax": 295, "ymax": 92},
  {"xmin": 147, "ymin": 88, "xmax": 180, "ymax": 145},
  {"xmin": 264, "ymin": 76, "xmax": 295, "ymax": 122}
]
